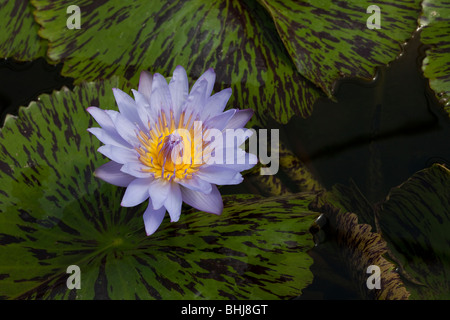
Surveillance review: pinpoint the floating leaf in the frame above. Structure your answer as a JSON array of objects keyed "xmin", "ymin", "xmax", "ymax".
[
  {"xmin": 0, "ymin": 0, "xmax": 46, "ymax": 60},
  {"xmin": 257, "ymin": 0, "xmax": 421, "ymax": 96},
  {"xmin": 31, "ymin": 0, "xmax": 323, "ymax": 124},
  {"xmin": 278, "ymin": 142, "xmax": 322, "ymax": 193},
  {"xmin": 376, "ymin": 163, "xmax": 450, "ymax": 299},
  {"xmin": 326, "ymin": 182, "xmax": 376, "ymax": 229},
  {"xmin": 310, "ymin": 192, "xmax": 410, "ymax": 300},
  {"xmin": 420, "ymin": 0, "xmax": 450, "ymax": 115},
  {"xmin": 241, "ymin": 169, "xmax": 291, "ymax": 197},
  {"xmin": 0, "ymin": 79, "xmax": 319, "ymax": 299},
  {"xmin": 242, "ymin": 141, "xmax": 322, "ymax": 196}
]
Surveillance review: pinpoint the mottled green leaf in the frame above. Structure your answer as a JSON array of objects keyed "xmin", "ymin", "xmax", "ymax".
[
  {"xmin": 241, "ymin": 167, "xmax": 291, "ymax": 196},
  {"xmin": 242, "ymin": 141, "xmax": 322, "ymax": 196},
  {"xmin": 326, "ymin": 181, "xmax": 376, "ymax": 229},
  {"xmin": 278, "ymin": 143, "xmax": 323, "ymax": 192},
  {"xmin": 0, "ymin": 79, "xmax": 319, "ymax": 299},
  {"xmin": 420, "ymin": 0, "xmax": 450, "ymax": 115},
  {"xmin": 377, "ymin": 164, "xmax": 450, "ymax": 299},
  {"xmin": 310, "ymin": 193, "xmax": 410, "ymax": 300},
  {"xmin": 257, "ymin": 0, "xmax": 421, "ymax": 96},
  {"xmin": 31, "ymin": 0, "xmax": 323, "ymax": 124},
  {"xmin": 0, "ymin": 0, "xmax": 46, "ymax": 60}
]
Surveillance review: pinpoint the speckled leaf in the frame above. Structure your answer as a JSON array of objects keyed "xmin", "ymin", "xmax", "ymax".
[
  {"xmin": 0, "ymin": 77, "xmax": 129, "ymax": 299},
  {"xmin": 243, "ymin": 141, "xmax": 322, "ymax": 196},
  {"xmin": 376, "ymin": 164, "xmax": 450, "ymax": 299},
  {"xmin": 326, "ymin": 182, "xmax": 376, "ymax": 229},
  {"xmin": 0, "ymin": 0, "xmax": 46, "ymax": 60},
  {"xmin": 31, "ymin": 0, "xmax": 323, "ymax": 124},
  {"xmin": 278, "ymin": 143, "xmax": 323, "ymax": 193},
  {"xmin": 310, "ymin": 193, "xmax": 410, "ymax": 300},
  {"xmin": 420, "ymin": 0, "xmax": 450, "ymax": 115},
  {"xmin": 0, "ymin": 79, "xmax": 319, "ymax": 299},
  {"xmin": 257, "ymin": 0, "xmax": 422, "ymax": 97}
]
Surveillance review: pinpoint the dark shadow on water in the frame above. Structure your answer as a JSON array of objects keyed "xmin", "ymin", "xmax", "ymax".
[
  {"xmin": 0, "ymin": 57, "xmax": 74, "ymax": 126},
  {"xmin": 281, "ymin": 29, "xmax": 450, "ymax": 204}
]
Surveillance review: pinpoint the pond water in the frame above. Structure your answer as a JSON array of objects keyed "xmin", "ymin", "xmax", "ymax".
[{"xmin": 284, "ymin": 30, "xmax": 450, "ymax": 205}]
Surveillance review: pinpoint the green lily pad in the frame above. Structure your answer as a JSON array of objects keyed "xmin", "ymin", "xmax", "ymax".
[
  {"xmin": 31, "ymin": 0, "xmax": 323, "ymax": 124},
  {"xmin": 0, "ymin": 78, "xmax": 319, "ymax": 299},
  {"xmin": 257, "ymin": 0, "xmax": 422, "ymax": 97},
  {"xmin": 0, "ymin": 0, "xmax": 47, "ymax": 60},
  {"xmin": 420, "ymin": 0, "xmax": 450, "ymax": 115},
  {"xmin": 377, "ymin": 163, "xmax": 450, "ymax": 299}
]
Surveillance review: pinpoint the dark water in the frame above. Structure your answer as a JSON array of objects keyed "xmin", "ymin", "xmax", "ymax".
[
  {"xmin": 283, "ymin": 30, "xmax": 450, "ymax": 204},
  {"xmin": 293, "ymin": 31, "xmax": 450, "ymax": 299},
  {"xmin": 0, "ymin": 58, "xmax": 74, "ymax": 125},
  {"xmin": 0, "ymin": 30, "xmax": 449, "ymax": 299}
]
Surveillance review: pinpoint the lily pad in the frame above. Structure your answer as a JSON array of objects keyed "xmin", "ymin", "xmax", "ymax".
[
  {"xmin": 310, "ymin": 193, "xmax": 410, "ymax": 300},
  {"xmin": 420, "ymin": 0, "xmax": 450, "ymax": 115},
  {"xmin": 376, "ymin": 163, "xmax": 450, "ymax": 299},
  {"xmin": 0, "ymin": 78, "xmax": 319, "ymax": 299},
  {"xmin": 326, "ymin": 182, "xmax": 376, "ymax": 229},
  {"xmin": 31, "ymin": 0, "xmax": 324, "ymax": 124},
  {"xmin": 0, "ymin": 0, "xmax": 46, "ymax": 60},
  {"xmin": 242, "ymin": 141, "xmax": 322, "ymax": 196},
  {"xmin": 257, "ymin": 0, "xmax": 422, "ymax": 96}
]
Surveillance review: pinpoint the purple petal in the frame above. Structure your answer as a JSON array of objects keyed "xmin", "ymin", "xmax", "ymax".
[
  {"xmin": 104, "ymin": 109, "xmax": 120, "ymax": 122},
  {"xmin": 191, "ymin": 68, "xmax": 215, "ymax": 99},
  {"xmin": 148, "ymin": 179, "xmax": 170, "ymax": 209},
  {"xmin": 87, "ymin": 127, "xmax": 129, "ymax": 148},
  {"xmin": 87, "ymin": 107, "xmax": 115, "ymax": 131},
  {"xmin": 138, "ymin": 70, "xmax": 153, "ymax": 103},
  {"xmin": 181, "ymin": 184, "xmax": 223, "ymax": 215},
  {"xmin": 201, "ymin": 88, "xmax": 232, "ymax": 120},
  {"xmin": 97, "ymin": 145, "xmax": 138, "ymax": 164},
  {"xmin": 177, "ymin": 175, "xmax": 212, "ymax": 193},
  {"xmin": 132, "ymin": 89, "xmax": 150, "ymax": 108},
  {"xmin": 111, "ymin": 112, "xmax": 140, "ymax": 147},
  {"xmin": 150, "ymin": 73, "xmax": 173, "ymax": 114},
  {"xmin": 88, "ymin": 107, "xmax": 132, "ymax": 148},
  {"xmin": 223, "ymin": 128, "xmax": 255, "ymax": 149},
  {"xmin": 132, "ymin": 89, "xmax": 156, "ymax": 127},
  {"xmin": 204, "ymin": 109, "xmax": 236, "ymax": 131},
  {"xmin": 169, "ymin": 66, "xmax": 189, "ymax": 119},
  {"xmin": 214, "ymin": 148, "xmax": 258, "ymax": 171},
  {"xmin": 164, "ymin": 182, "xmax": 182, "ymax": 222},
  {"xmin": 120, "ymin": 162, "xmax": 154, "ymax": 179},
  {"xmin": 112, "ymin": 88, "xmax": 143, "ymax": 127},
  {"xmin": 143, "ymin": 202, "xmax": 166, "ymax": 236},
  {"xmin": 196, "ymin": 165, "xmax": 243, "ymax": 185},
  {"xmin": 121, "ymin": 177, "xmax": 152, "ymax": 207},
  {"xmin": 94, "ymin": 161, "xmax": 134, "ymax": 187},
  {"xmin": 182, "ymin": 79, "xmax": 208, "ymax": 119},
  {"xmin": 223, "ymin": 109, "xmax": 254, "ymax": 129}
]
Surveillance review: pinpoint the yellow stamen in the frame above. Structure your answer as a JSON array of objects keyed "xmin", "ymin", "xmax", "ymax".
[{"xmin": 136, "ymin": 110, "xmax": 209, "ymax": 181}]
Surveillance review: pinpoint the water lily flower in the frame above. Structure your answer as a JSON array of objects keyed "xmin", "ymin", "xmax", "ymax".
[{"xmin": 87, "ymin": 66, "xmax": 256, "ymax": 235}]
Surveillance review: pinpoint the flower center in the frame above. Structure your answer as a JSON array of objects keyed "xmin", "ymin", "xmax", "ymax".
[{"xmin": 136, "ymin": 110, "xmax": 206, "ymax": 181}]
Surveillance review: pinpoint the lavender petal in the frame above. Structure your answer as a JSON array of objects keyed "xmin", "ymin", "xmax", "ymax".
[
  {"xmin": 121, "ymin": 177, "xmax": 152, "ymax": 207},
  {"xmin": 143, "ymin": 201, "xmax": 166, "ymax": 236},
  {"xmin": 181, "ymin": 184, "xmax": 223, "ymax": 215},
  {"xmin": 94, "ymin": 161, "xmax": 134, "ymax": 187}
]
